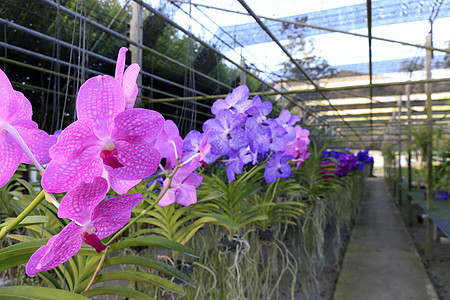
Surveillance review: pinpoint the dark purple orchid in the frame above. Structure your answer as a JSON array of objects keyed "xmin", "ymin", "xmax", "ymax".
[
  {"xmin": 356, "ymin": 149, "xmax": 374, "ymax": 167},
  {"xmin": 335, "ymin": 153, "xmax": 363, "ymax": 177}
]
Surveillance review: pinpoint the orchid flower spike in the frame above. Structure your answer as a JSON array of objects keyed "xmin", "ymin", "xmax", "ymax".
[
  {"xmin": 0, "ymin": 69, "xmax": 56, "ymax": 187},
  {"xmin": 26, "ymin": 177, "xmax": 143, "ymax": 276}
]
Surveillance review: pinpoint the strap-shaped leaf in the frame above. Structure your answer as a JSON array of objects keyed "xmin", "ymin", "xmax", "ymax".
[
  {"xmin": 77, "ymin": 256, "xmax": 189, "ymax": 287},
  {"xmin": 81, "ymin": 285, "xmax": 154, "ymax": 300},
  {"xmin": 78, "ymin": 270, "xmax": 184, "ymax": 294},
  {"xmin": 0, "ymin": 238, "xmax": 101, "ymax": 272},
  {"xmin": 109, "ymin": 236, "xmax": 196, "ymax": 256},
  {"xmin": 0, "ymin": 216, "xmax": 48, "ymax": 229},
  {"xmin": 0, "ymin": 238, "xmax": 47, "ymax": 272},
  {"xmin": 0, "ymin": 286, "xmax": 88, "ymax": 299}
]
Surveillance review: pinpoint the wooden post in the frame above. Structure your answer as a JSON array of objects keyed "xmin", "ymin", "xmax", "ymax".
[
  {"xmin": 425, "ymin": 33, "xmax": 433, "ymax": 260},
  {"xmin": 406, "ymin": 83, "xmax": 412, "ymax": 225},
  {"xmin": 130, "ymin": 1, "xmax": 143, "ymax": 107}
]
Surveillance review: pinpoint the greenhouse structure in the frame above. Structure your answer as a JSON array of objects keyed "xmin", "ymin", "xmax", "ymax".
[{"xmin": 0, "ymin": 0, "xmax": 449, "ymax": 299}]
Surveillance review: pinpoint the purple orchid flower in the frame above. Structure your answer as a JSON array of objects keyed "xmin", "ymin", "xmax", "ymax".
[
  {"xmin": 115, "ymin": 47, "xmax": 140, "ymax": 110},
  {"xmin": 154, "ymin": 120, "xmax": 183, "ymax": 169},
  {"xmin": 203, "ymin": 110, "xmax": 248, "ymax": 156},
  {"xmin": 245, "ymin": 96, "xmax": 273, "ymax": 135},
  {"xmin": 223, "ymin": 151, "xmax": 244, "ymax": 182},
  {"xmin": 239, "ymin": 146, "xmax": 258, "ymax": 166},
  {"xmin": 0, "ymin": 69, "xmax": 57, "ymax": 187},
  {"xmin": 211, "ymin": 85, "xmax": 252, "ymax": 116},
  {"xmin": 275, "ymin": 110, "xmax": 301, "ymax": 141},
  {"xmin": 245, "ymin": 117, "xmax": 271, "ymax": 153},
  {"xmin": 267, "ymin": 120, "xmax": 287, "ymax": 153},
  {"xmin": 158, "ymin": 164, "xmax": 203, "ymax": 207},
  {"xmin": 41, "ymin": 75, "xmax": 164, "ymax": 194},
  {"xmin": 335, "ymin": 153, "xmax": 362, "ymax": 177},
  {"xmin": 26, "ymin": 177, "xmax": 143, "ymax": 276},
  {"xmin": 264, "ymin": 152, "xmax": 293, "ymax": 183},
  {"xmin": 182, "ymin": 130, "xmax": 218, "ymax": 168}
]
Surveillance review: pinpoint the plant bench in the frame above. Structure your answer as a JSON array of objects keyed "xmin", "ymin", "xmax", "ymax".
[{"xmin": 409, "ymin": 190, "xmax": 450, "ymax": 244}]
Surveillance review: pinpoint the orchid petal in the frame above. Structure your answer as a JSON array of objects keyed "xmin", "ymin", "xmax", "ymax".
[
  {"xmin": 26, "ymin": 222, "xmax": 83, "ymax": 276},
  {"xmin": 58, "ymin": 177, "xmax": 109, "ymax": 225},
  {"xmin": 0, "ymin": 69, "xmax": 16, "ymax": 121},
  {"xmin": 14, "ymin": 120, "xmax": 57, "ymax": 165},
  {"xmin": 123, "ymin": 63, "xmax": 140, "ymax": 99},
  {"xmin": 210, "ymin": 98, "xmax": 228, "ymax": 115},
  {"xmin": 48, "ymin": 119, "xmax": 99, "ymax": 163},
  {"xmin": 108, "ymin": 175, "xmax": 141, "ymax": 195},
  {"xmin": 0, "ymin": 131, "xmax": 22, "ymax": 188},
  {"xmin": 176, "ymin": 185, "xmax": 197, "ymax": 206},
  {"xmin": 42, "ymin": 146, "xmax": 103, "ymax": 193},
  {"xmin": 114, "ymin": 47, "xmax": 128, "ymax": 84},
  {"xmin": 76, "ymin": 75, "xmax": 125, "ymax": 139},
  {"xmin": 106, "ymin": 141, "xmax": 160, "ymax": 180},
  {"xmin": 184, "ymin": 172, "xmax": 201, "ymax": 188},
  {"xmin": 125, "ymin": 87, "xmax": 138, "ymax": 110},
  {"xmin": 158, "ymin": 187, "xmax": 177, "ymax": 207},
  {"xmin": 8, "ymin": 91, "xmax": 32, "ymax": 123},
  {"xmin": 92, "ymin": 193, "xmax": 143, "ymax": 239},
  {"xmin": 226, "ymin": 85, "xmax": 249, "ymax": 105},
  {"xmin": 112, "ymin": 108, "xmax": 164, "ymax": 144}
]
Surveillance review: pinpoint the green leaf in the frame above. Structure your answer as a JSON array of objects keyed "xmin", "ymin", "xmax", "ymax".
[
  {"xmin": 101, "ymin": 256, "xmax": 189, "ymax": 283},
  {"xmin": 78, "ymin": 270, "xmax": 184, "ymax": 294},
  {"xmin": 81, "ymin": 286, "xmax": 155, "ymax": 300},
  {"xmin": 0, "ymin": 239, "xmax": 47, "ymax": 272},
  {"xmin": 109, "ymin": 236, "xmax": 196, "ymax": 256},
  {"xmin": 0, "ymin": 216, "xmax": 48, "ymax": 229},
  {"xmin": 0, "ymin": 286, "xmax": 88, "ymax": 299}
]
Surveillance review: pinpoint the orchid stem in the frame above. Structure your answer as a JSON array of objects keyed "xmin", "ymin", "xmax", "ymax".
[
  {"xmin": 0, "ymin": 189, "xmax": 45, "ymax": 240},
  {"xmin": 84, "ymin": 246, "xmax": 110, "ymax": 292},
  {"xmin": 105, "ymin": 165, "xmax": 181, "ymax": 246}
]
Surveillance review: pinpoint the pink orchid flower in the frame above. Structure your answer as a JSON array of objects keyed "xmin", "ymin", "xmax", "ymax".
[
  {"xmin": 285, "ymin": 125, "xmax": 310, "ymax": 159},
  {"xmin": 154, "ymin": 120, "xmax": 183, "ymax": 169},
  {"xmin": 115, "ymin": 47, "xmax": 140, "ymax": 110},
  {"xmin": 158, "ymin": 164, "xmax": 203, "ymax": 207},
  {"xmin": 26, "ymin": 177, "xmax": 142, "ymax": 276},
  {"xmin": 41, "ymin": 75, "xmax": 164, "ymax": 194},
  {"xmin": 0, "ymin": 69, "xmax": 56, "ymax": 187}
]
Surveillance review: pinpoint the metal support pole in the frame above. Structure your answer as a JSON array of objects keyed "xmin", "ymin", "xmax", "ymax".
[
  {"xmin": 130, "ymin": 1, "xmax": 143, "ymax": 107},
  {"xmin": 425, "ymin": 33, "xmax": 433, "ymax": 260},
  {"xmin": 397, "ymin": 96, "xmax": 402, "ymax": 206},
  {"xmin": 240, "ymin": 57, "xmax": 246, "ymax": 86},
  {"xmin": 406, "ymin": 83, "xmax": 412, "ymax": 225}
]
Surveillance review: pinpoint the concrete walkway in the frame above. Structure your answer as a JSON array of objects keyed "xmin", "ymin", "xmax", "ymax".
[{"xmin": 333, "ymin": 178, "xmax": 438, "ymax": 300}]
